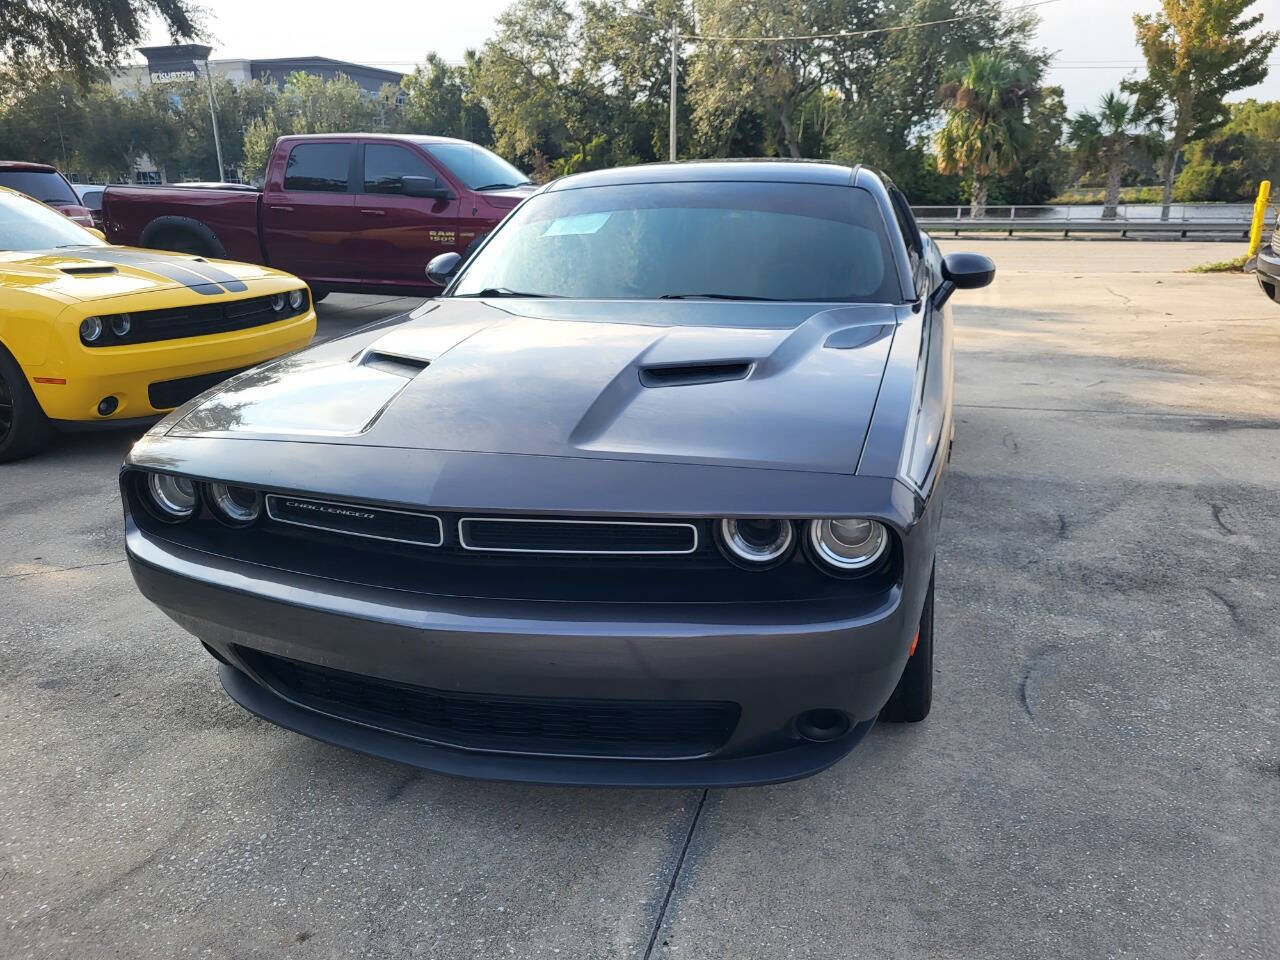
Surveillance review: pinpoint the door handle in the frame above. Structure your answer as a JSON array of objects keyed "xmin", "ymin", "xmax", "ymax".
[
  {"xmin": 359, "ymin": 209, "xmax": 386, "ymax": 216},
  {"xmin": 269, "ymin": 205, "xmax": 293, "ymax": 212}
]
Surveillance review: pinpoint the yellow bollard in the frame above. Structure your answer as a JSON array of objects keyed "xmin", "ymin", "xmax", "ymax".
[{"xmin": 1248, "ymin": 179, "xmax": 1271, "ymax": 258}]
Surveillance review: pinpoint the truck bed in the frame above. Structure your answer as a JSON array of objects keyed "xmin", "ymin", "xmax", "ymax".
[{"xmin": 103, "ymin": 185, "xmax": 265, "ymax": 264}]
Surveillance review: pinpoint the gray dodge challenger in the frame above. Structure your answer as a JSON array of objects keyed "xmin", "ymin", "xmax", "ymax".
[{"xmin": 121, "ymin": 160, "xmax": 994, "ymax": 787}]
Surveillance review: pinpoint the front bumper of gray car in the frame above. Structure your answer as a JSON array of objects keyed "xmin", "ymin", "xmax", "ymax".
[{"xmin": 126, "ymin": 511, "xmax": 930, "ymax": 787}]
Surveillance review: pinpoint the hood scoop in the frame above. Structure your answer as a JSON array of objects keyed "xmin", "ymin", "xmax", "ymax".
[
  {"xmin": 639, "ymin": 360, "xmax": 752, "ymax": 388},
  {"xmin": 60, "ymin": 265, "xmax": 118, "ymax": 276},
  {"xmin": 360, "ymin": 351, "xmax": 430, "ymax": 378}
]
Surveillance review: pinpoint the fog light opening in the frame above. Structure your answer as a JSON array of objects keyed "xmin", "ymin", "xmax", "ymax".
[
  {"xmin": 795, "ymin": 709, "xmax": 851, "ymax": 743},
  {"xmin": 97, "ymin": 396, "xmax": 118, "ymax": 416}
]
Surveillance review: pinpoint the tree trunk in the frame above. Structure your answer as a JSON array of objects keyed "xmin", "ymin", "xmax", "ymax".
[
  {"xmin": 778, "ymin": 109, "xmax": 802, "ymax": 159},
  {"xmin": 1103, "ymin": 155, "xmax": 1124, "ymax": 220},
  {"xmin": 970, "ymin": 178, "xmax": 989, "ymax": 220},
  {"xmin": 1160, "ymin": 130, "xmax": 1185, "ymax": 222}
]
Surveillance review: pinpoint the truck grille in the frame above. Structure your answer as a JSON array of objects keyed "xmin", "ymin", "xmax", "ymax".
[{"xmin": 240, "ymin": 649, "xmax": 741, "ymax": 759}]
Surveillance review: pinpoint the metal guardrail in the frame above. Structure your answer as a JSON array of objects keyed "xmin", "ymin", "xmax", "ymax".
[{"xmin": 911, "ymin": 203, "xmax": 1276, "ymax": 238}]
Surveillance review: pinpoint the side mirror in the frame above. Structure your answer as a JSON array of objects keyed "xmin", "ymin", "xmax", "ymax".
[
  {"xmin": 426, "ymin": 252, "xmax": 462, "ymax": 286},
  {"xmin": 402, "ymin": 175, "xmax": 453, "ymax": 200},
  {"xmin": 932, "ymin": 252, "xmax": 995, "ymax": 308}
]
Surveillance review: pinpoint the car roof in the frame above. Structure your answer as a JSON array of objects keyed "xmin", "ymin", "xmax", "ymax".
[
  {"xmin": 544, "ymin": 159, "xmax": 864, "ymax": 192},
  {"xmin": 275, "ymin": 133, "xmax": 476, "ymax": 146},
  {"xmin": 0, "ymin": 161, "xmax": 60, "ymax": 173}
]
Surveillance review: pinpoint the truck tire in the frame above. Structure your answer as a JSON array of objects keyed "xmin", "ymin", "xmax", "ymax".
[
  {"xmin": 138, "ymin": 217, "xmax": 228, "ymax": 259},
  {"xmin": 0, "ymin": 346, "xmax": 56, "ymax": 463},
  {"xmin": 309, "ymin": 286, "xmax": 330, "ymax": 304}
]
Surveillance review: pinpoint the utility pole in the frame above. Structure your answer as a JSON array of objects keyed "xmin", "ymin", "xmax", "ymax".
[
  {"xmin": 200, "ymin": 61, "xmax": 226, "ymax": 182},
  {"xmin": 668, "ymin": 19, "xmax": 678, "ymax": 161}
]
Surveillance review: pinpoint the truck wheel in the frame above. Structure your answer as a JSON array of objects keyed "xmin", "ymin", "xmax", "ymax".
[
  {"xmin": 880, "ymin": 569, "xmax": 934, "ymax": 723},
  {"xmin": 309, "ymin": 287, "xmax": 330, "ymax": 304},
  {"xmin": 0, "ymin": 347, "xmax": 56, "ymax": 463},
  {"xmin": 138, "ymin": 217, "xmax": 228, "ymax": 259}
]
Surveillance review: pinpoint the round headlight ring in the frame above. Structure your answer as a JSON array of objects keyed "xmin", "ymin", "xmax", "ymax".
[
  {"xmin": 287, "ymin": 289, "xmax": 306, "ymax": 310},
  {"xmin": 717, "ymin": 518, "xmax": 795, "ymax": 569},
  {"xmin": 208, "ymin": 483, "xmax": 262, "ymax": 526},
  {"xmin": 807, "ymin": 518, "xmax": 889, "ymax": 574},
  {"xmin": 146, "ymin": 472, "xmax": 198, "ymax": 521},
  {"xmin": 110, "ymin": 313, "xmax": 132, "ymax": 337},
  {"xmin": 80, "ymin": 316, "xmax": 104, "ymax": 343},
  {"xmin": 269, "ymin": 293, "xmax": 286, "ymax": 312}
]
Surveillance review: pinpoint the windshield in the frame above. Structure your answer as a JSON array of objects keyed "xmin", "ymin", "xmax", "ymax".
[
  {"xmin": 0, "ymin": 169, "xmax": 79, "ymax": 206},
  {"xmin": 450, "ymin": 180, "xmax": 899, "ymax": 303},
  {"xmin": 0, "ymin": 189, "xmax": 104, "ymax": 251},
  {"xmin": 427, "ymin": 142, "xmax": 531, "ymax": 191}
]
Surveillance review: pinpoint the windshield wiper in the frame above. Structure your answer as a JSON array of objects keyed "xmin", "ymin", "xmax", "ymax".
[
  {"xmin": 472, "ymin": 182, "xmax": 531, "ymax": 191},
  {"xmin": 657, "ymin": 292, "xmax": 781, "ymax": 301},
  {"xmin": 454, "ymin": 287, "xmax": 560, "ymax": 298}
]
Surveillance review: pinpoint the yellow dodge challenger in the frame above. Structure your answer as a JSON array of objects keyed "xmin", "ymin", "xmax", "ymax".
[{"xmin": 0, "ymin": 186, "xmax": 316, "ymax": 461}]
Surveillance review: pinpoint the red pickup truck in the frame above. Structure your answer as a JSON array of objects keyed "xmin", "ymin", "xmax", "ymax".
[{"xmin": 102, "ymin": 134, "xmax": 535, "ymax": 298}]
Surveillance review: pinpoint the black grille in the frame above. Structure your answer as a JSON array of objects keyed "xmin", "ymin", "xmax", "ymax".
[
  {"xmin": 148, "ymin": 366, "xmax": 249, "ymax": 410},
  {"xmin": 459, "ymin": 517, "xmax": 697, "ymax": 554},
  {"xmin": 240, "ymin": 649, "xmax": 740, "ymax": 759},
  {"xmin": 86, "ymin": 293, "xmax": 308, "ymax": 347}
]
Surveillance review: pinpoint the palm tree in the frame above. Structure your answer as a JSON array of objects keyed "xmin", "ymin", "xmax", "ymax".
[
  {"xmin": 935, "ymin": 53, "xmax": 1037, "ymax": 219},
  {"xmin": 1068, "ymin": 91, "xmax": 1163, "ymax": 220}
]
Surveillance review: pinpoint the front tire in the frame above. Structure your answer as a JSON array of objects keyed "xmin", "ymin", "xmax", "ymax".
[
  {"xmin": 880, "ymin": 569, "xmax": 934, "ymax": 723},
  {"xmin": 0, "ymin": 347, "xmax": 56, "ymax": 463}
]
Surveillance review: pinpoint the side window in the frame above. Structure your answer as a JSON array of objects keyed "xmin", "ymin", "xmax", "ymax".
[
  {"xmin": 888, "ymin": 186, "xmax": 923, "ymax": 261},
  {"xmin": 282, "ymin": 143, "xmax": 351, "ymax": 193},
  {"xmin": 362, "ymin": 144, "xmax": 436, "ymax": 194}
]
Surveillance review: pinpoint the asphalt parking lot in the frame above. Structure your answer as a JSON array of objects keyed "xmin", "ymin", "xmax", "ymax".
[{"xmin": 2, "ymin": 239, "xmax": 1278, "ymax": 959}]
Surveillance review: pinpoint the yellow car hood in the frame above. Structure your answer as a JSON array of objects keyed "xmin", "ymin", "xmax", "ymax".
[{"xmin": 0, "ymin": 245, "xmax": 278, "ymax": 303}]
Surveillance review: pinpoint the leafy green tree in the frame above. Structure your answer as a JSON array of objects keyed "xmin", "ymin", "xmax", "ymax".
[
  {"xmin": 1124, "ymin": 0, "xmax": 1278, "ymax": 216},
  {"xmin": 395, "ymin": 53, "xmax": 492, "ymax": 144},
  {"xmin": 3, "ymin": 0, "xmax": 201, "ymax": 84},
  {"xmin": 1173, "ymin": 99, "xmax": 1280, "ymax": 201},
  {"xmin": 1068, "ymin": 91, "xmax": 1163, "ymax": 218},
  {"xmin": 935, "ymin": 52, "xmax": 1037, "ymax": 218}
]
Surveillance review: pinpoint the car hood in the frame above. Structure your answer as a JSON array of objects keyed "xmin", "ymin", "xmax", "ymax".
[
  {"xmin": 0, "ymin": 245, "xmax": 277, "ymax": 302},
  {"xmin": 169, "ymin": 298, "xmax": 906, "ymax": 474}
]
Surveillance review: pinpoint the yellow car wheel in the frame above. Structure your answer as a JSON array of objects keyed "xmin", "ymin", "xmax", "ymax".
[{"xmin": 0, "ymin": 348, "xmax": 55, "ymax": 463}]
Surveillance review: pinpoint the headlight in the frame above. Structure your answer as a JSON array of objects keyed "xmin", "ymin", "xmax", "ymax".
[
  {"xmin": 110, "ymin": 313, "xmax": 132, "ymax": 337},
  {"xmin": 807, "ymin": 518, "xmax": 888, "ymax": 572},
  {"xmin": 80, "ymin": 317, "xmax": 103, "ymax": 343},
  {"xmin": 208, "ymin": 483, "xmax": 262, "ymax": 526},
  {"xmin": 288, "ymin": 289, "xmax": 306, "ymax": 310},
  {"xmin": 146, "ymin": 473, "xmax": 198, "ymax": 520},
  {"xmin": 717, "ymin": 518, "xmax": 794, "ymax": 568},
  {"xmin": 270, "ymin": 293, "xmax": 286, "ymax": 312}
]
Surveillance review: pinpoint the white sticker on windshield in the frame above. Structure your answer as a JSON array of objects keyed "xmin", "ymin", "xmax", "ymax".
[{"xmin": 541, "ymin": 212, "xmax": 611, "ymax": 236}]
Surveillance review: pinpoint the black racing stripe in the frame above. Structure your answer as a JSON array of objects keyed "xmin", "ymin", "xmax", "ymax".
[
  {"xmin": 178, "ymin": 260, "xmax": 249, "ymax": 293},
  {"xmin": 82, "ymin": 249, "xmax": 244, "ymax": 296}
]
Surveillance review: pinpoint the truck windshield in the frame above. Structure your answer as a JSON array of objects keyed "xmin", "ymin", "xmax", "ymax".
[
  {"xmin": 0, "ymin": 189, "xmax": 103, "ymax": 251},
  {"xmin": 428, "ymin": 143, "xmax": 531, "ymax": 191},
  {"xmin": 451, "ymin": 180, "xmax": 899, "ymax": 303},
  {"xmin": 0, "ymin": 169, "xmax": 79, "ymax": 206}
]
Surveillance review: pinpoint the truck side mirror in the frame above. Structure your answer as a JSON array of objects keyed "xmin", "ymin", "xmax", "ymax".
[
  {"xmin": 426, "ymin": 252, "xmax": 462, "ymax": 286},
  {"xmin": 402, "ymin": 175, "xmax": 453, "ymax": 200}
]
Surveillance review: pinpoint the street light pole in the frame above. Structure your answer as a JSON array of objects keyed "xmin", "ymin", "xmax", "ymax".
[
  {"xmin": 200, "ymin": 61, "xmax": 226, "ymax": 182},
  {"xmin": 668, "ymin": 19, "xmax": 678, "ymax": 161}
]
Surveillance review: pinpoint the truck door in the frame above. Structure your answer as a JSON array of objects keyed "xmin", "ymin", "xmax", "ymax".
[
  {"xmin": 353, "ymin": 140, "xmax": 464, "ymax": 287},
  {"xmin": 260, "ymin": 140, "xmax": 357, "ymax": 282}
]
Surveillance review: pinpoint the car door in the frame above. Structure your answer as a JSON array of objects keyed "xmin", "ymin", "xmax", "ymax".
[
  {"xmin": 353, "ymin": 141, "xmax": 464, "ymax": 286},
  {"xmin": 260, "ymin": 140, "xmax": 358, "ymax": 282}
]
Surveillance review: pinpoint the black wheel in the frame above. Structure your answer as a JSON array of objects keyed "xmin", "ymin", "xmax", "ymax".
[
  {"xmin": 0, "ymin": 347, "xmax": 56, "ymax": 463},
  {"xmin": 309, "ymin": 286, "xmax": 330, "ymax": 304},
  {"xmin": 138, "ymin": 217, "xmax": 227, "ymax": 259},
  {"xmin": 880, "ymin": 569, "xmax": 934, "ymax": 723}
]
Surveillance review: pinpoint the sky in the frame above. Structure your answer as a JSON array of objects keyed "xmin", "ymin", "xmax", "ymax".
[{"xmin": 140, "ymin": 0, "xmax": 1280, "ymax": 114}]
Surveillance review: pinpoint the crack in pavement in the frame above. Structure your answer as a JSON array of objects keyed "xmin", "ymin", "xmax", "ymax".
[
  {"xmin": 643, "ymin": 790, "xmax": 708, "ymax": 960},
  {"xmin": 0, "ymin": 559, "xmax": 126, "ymax": 581}
]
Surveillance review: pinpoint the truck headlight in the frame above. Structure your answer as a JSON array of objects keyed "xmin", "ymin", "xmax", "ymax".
[{"xmin": 807, "ymin": 519, "xmax": 888, "ymax": 572}]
